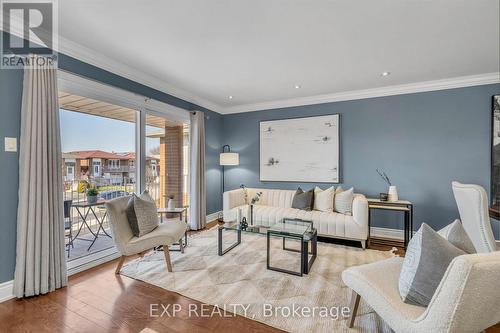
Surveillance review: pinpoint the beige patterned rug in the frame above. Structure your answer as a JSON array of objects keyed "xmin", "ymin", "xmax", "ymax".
[{"xmin": 121, "ymin": 227, "xmax": 395, "ymax": 333}]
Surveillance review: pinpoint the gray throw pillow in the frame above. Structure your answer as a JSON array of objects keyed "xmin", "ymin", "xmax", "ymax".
[
  {"xmin": 437, "ymin": 219, "xmax": 476, "ymax": 254},
  {"xmin": 126, "ymin": 190, "xmax": 159, "ymax": 237},
  {"xmin": 399, "ymin": 223, "xmax": 466, "ymax": 306},
  {"xmin": 334, "ymin": 187, "xmax": 354, "ymax": 215},
  {"xmin": 291, "ymin": 188, "xmax": 314, "ymax": 211}
]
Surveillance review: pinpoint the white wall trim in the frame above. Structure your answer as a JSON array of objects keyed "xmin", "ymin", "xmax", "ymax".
[
  {"xmin": 0, "ymin": 280, "xmax": 14, "ymax": 303},
  {"xmin": 2, "ymin": 25, "xmax": 220, "ymax": 112},
  {"xmin": 206, "ymin": 211, "xmax": 222, "ymax": 222},
  {"xmin": 58, "ymin": 70, "xmax": 191, "ymax": 123},
  {"xmin": 221, "ymin": 72, "xmax": 500, "ymax": 114},
  {"xmin": 5, "ymin": 27, "xmax": 498, "ymax": 116},
  {"xmin": 370, "ymin": 227, "xmax": 407, "ymax": 240}
]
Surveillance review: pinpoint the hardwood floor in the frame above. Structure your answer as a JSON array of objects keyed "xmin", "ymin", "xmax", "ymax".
[
  {"xmin": 0, "ymin": 231, "xmax": 498, "ymax": 333},
  {"xmin": 0, "ymin": 258, "xmax": 282, "ymax": 333}
]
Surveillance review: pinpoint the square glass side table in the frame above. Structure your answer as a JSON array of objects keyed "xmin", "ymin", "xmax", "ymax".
[{"xmin": 267, "ymin": 218, "xmax": 317, "ymax": 276}]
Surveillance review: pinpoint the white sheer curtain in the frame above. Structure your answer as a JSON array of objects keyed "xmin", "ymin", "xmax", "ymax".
[
  {"xmin": 189, "ymin": 111, "xmax": 206, "ymax": 230},
  {"xmin": 14, "ymin": 57, "xmax": 67, "ymax": 297}
]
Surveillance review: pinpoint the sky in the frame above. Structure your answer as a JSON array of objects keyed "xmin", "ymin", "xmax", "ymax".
[{"xmin": 60, "ymin": 109, "xmax": 159, "ymax": 154}]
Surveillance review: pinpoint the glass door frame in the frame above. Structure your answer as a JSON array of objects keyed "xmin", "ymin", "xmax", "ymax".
[{"xmin": 58, "ymin": 70, "xmax": 190, "ymax": 275}]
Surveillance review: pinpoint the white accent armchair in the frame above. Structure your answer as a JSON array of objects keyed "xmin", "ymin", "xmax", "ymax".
[
  {"xmin": 342, "ymin": 252, "xmax": 500, "ymax": 333},
  {"xmin": 452, "ymin": 181, "xmax": 498, "ymax": 252},
  {"xmin": 106, "ymin": 196, "xmax": 187, "ymax": 274},
  {"xmin": 342, "ymin": 182, "xmax": 500, "ymax": 332}
]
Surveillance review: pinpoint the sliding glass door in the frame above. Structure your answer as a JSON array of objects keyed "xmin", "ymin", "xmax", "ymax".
[
  {"xmin": 58, "ymin": 72, "xmax": 190, "ymax": 273},
  {"xmin": 59, "ymin": 92, "xmax": 138, "ymax": 268}
]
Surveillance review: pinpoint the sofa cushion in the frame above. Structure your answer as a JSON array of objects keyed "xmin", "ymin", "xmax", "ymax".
[
  {"xmin": 437, "ymin": 219, "xmax": 476, "ymax": 254},
  {"xmin": 399, "ymin": 223, "xmax": 466, "ymax": 307},
  {"xmin": 334, "ymin": 187, "xmax": 354, "ymax": 215},
  {"xmin": 126, "ymin": 191, "xmax": 159, "ymax": 237},
  {"xmin": 291, "ymin": 188, "xmax": 314, "ymax": 211},
  {"xmin": 313, "ymin": 186, "xmax": 335, "ymax": 212}
]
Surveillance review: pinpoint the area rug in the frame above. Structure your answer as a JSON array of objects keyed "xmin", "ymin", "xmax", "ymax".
[{"xmin": 121, "ymin": 227, "xmax": 395, "ymax": 333}]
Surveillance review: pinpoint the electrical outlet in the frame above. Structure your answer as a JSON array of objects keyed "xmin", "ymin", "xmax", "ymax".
[{"xmin": 4, "ymin": 137, "xmax": 17, "ymax": 152}]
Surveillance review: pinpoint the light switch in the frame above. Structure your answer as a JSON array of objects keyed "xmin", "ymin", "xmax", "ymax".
[{"xmin": 4, "ymin": 137, "xmax": 17, "ymax": 152}]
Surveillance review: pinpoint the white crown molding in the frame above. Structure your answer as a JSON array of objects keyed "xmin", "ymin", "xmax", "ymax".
[
  {"xmin": 56, "ymin": 36, "xmax": 222, "ymax": 113},
  {"xmin": 0, "ymin": 280, "xmax": 14, "ymax": 303},
  {"xmin": 3, "ymin": 26, "xmax": 498, "ymax": 115},
  {"xmin": 221, "ymin": 72, "xmax": 500, "ymax": 114},
  {"xmin": 1, "ymin": 25, "xmax": 222, "ymax": 112}
]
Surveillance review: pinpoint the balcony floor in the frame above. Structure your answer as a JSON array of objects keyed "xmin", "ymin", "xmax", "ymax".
[{"xmin": 67, "ymin": 229, "xmax": 116, "ymax": 262}]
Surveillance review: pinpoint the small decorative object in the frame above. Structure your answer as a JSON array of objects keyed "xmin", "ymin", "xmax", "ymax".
[
  {"xmin": 377, "ymin": 169, "xmax": 398, "ymax": 202},
  {"xmin": 167, "ymin": 195, "xmax": 175, "ymax": 209},
  {"xmin": 251, "ymin": 192, "xmax": 263, "ymax": 205},
  {"xmin": 379, "ymin": 193, "xmax": 389, "ymax": 201},
  {"xmin": 388, "ymin": 186, "xmax": 399, "ymax": 202},
  {"xmin": 240, "ymin": 184, "xmax": 248, "ymax": 203},
  {"xmin": 86, "ymin": 187, "xmax": 99, "ymax": 204},
  {"xmin": 240, "ymin": 217, "xmax": 248, "ymax": 229}
]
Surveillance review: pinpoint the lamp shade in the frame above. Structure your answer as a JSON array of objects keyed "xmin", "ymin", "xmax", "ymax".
[{"xmin": 220, "ymin": 152, "xmax": 239, "ymax": 166}]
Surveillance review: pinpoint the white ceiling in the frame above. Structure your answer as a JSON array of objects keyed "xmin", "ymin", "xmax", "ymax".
[{"xmin": 58, "ymin": 0, "xmax": 500, "ymax": 113}]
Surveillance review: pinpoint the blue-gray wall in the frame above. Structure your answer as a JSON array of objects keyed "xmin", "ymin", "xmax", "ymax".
[
  {"xmin": 222, "ymin": 84, "xmax": 500, "ymax": 237},
  {"xmin": 0, "ymin": 40, "xmax": 223, "ymax": 283}
]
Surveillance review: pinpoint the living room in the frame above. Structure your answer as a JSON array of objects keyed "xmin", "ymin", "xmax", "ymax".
[{"xmin": 0, "ymin": 1, "xmax": 499, "ymax": 332}]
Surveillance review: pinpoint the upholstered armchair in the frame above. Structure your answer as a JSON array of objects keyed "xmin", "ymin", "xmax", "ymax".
[
  {"xmin": 452, "ymin": 181, "xmax": 498, "ymax": 252},
  {"xmin": 342, "ymin": 252, "xmax": 500, "ymax": 333},
  {"xmin": 342, "ymin": 182, "xmax": 500, "ymax": 332},
  {"xmin": 106, "ymin": 196, "xmax": 187, "ymax": 274}
]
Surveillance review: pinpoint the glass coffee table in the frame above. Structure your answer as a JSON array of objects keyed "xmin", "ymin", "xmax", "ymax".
[
  {"xmin": 218, "ymin": 218, "xmax": 317, "ymax": 276},
  {"xmin": 218, "ymin": 220, "xmax": 268, "ymax": 256},
  {"xmin": 267, "ymin": 219, "xmax": 317, "ymax": 276}
]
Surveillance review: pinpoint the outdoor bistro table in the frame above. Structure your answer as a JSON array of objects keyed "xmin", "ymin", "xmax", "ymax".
[{"xmin": 72, "ymin": 199, "xmax": 112, "ymax": 251}]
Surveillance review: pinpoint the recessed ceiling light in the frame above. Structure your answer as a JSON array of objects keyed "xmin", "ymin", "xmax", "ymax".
[
  {"xmin": 294, "ymin": 84, "xmax": 301, "ymax": 89},
  {"xmin": 228, "ymin": 95, "xmax": 233, "ymax": 100},
  {"xmin": 381, "ymin": 71, "xmax": 391, "ymax": 77}
]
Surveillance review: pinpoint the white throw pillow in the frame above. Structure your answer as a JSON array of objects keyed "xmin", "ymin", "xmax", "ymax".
[
  {"xmin": 437, "ymin": 219, "xmax": 476, "ymax": 254},
  {"xmin": 313, "ymin": 186, "xmax": 335, "ymax": 212},
  {"xmin": 335, "ymin": 187, "xmax": 354, "ymax": 215}
]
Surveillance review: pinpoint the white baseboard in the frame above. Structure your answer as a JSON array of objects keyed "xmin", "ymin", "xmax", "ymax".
[
  {"xmin": 0, "ymin": 280, "xmax": 14, "ymax": 303},
  {"xmin": 371, "ymin": 227, "xmax": 408, "ymax": 240},
  {"xmin": 206, "ymin": 211, "xmax": 222, "ymax": 222}
]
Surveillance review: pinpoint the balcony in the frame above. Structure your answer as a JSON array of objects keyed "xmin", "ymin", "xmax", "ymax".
[{"xmin": 102, "ymin": 165, "xmax": 135, "ymax": 173}]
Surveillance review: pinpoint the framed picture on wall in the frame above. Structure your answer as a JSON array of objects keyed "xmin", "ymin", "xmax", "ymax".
[
  {"xmin": 259, "ymin": 114, "xmax": 340, "ymax": 183},
  {"xmin": 491, "ymin": 94, "xmax": 500, "ymax": 217}
]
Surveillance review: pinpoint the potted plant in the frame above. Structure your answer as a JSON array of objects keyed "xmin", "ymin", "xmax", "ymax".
[
  {"xmin": 86, "ymin": 187, "xmax": 99, "ymax": 204},
  {"xmin": 167, "ymin": 194, "xmax": 175, "ymax": 210}
]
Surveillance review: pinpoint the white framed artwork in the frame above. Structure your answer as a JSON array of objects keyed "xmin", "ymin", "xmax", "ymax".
[{"xmin": 259, "ymin": 114, "xmax": 340, "ymax": 183}]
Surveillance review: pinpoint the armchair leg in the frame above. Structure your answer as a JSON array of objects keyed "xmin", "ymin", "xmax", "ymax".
[
  {"xmin": 163, "ymin": 245, "xmax": 173, "ymax": 272},
  {"xmin": 348, "ymin": 290, "xmax": 361, "ymax": 328},
  {"xmin": 361, "ymin": 240, "xmax": 366, "ymax": 249},
  {"xmin": 115, "ymin": 256, "xmax": 126, "ymax": 275}
]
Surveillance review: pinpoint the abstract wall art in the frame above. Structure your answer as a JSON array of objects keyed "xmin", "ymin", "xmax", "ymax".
[{"xmin": 259, "ymin": 114, "xmax": 340, "ymax": 182}]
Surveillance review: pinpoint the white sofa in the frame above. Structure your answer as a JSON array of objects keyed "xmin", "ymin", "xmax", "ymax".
[{"xmin": 223, "ymin": 187, "xmax": 369, "ymax": 248}]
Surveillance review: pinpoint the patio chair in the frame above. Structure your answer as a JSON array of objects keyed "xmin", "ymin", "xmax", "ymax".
[
  {"xmin": 64, "ymin": 199, "xmax": 73, "ymax": 258},
  {"xmin": 106, "ymin": 196, "xmax": 187, "ymax": 274}
]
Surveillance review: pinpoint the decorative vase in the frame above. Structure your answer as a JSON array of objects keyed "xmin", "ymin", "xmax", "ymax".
[
  {"xmin": 87, "ymin": 195, "xmax": 98, "ymax": 204},
  {"xmin": 388, "ymin": 186, "xmax": 399, "ymax": 202},
  {"xmin": 167, "ymin": 198, "xmax": 175, "ymax": 210}
]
